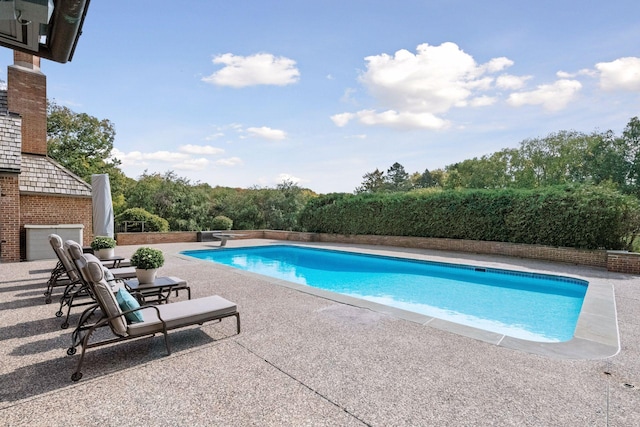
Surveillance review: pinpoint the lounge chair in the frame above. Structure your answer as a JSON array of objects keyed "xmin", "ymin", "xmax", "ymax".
[
  {"xmin": 69, "ymin": 253, "xmax": 240, "ymax": 381},
  {"xmin": 45, "ymin": 234, "xmax": 83, "ymax": 304},
  {"xmin": 45, "ymin": 234, "xmax": 130, "ymax": 303},
  {"xmin": 48, "ymin": 235, "xmax": 137, "ymax": 329},
  {"xmin": 65, "ymin": 239, "xmax": 191, "ymax": 305},
  {"xmin": 64, "ymin": 239, "xmax": 137, "ymax": 281}
]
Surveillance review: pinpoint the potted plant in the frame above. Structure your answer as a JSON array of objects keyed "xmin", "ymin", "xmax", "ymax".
[
  {"xmin": 90, "ymin": 236, "xmax": 117, "ymax": 260},
  {"xmin": 130, "ymin": 246, "xmax": 165, "ymax": 284}
]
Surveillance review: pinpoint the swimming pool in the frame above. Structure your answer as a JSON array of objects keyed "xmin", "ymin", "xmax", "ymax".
[{"xmin": 182, "ymin": 245, "xmax": 588, "ymax": 342}]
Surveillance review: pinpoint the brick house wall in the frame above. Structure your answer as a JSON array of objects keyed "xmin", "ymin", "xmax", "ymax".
[
  {"xmin": 0, "ymin": 97, "xmax": 22, "ymax": 262},
  {"xmin": 0, "ymin": 174, "xmax": 20, "ymax": 262},
  {"xmin": 20, "ymin": 194, "xmax": 92, "ymax": 237}
]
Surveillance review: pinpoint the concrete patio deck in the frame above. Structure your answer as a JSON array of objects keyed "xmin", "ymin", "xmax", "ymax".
[{"xmin": 1, "ymin": 239, "xmax": 638, "ymax": 426}]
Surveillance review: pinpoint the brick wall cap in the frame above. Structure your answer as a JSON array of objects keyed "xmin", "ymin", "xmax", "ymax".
[{"xmin": 607, "ymin": 250, "xmax": 640, "ymax": 256}]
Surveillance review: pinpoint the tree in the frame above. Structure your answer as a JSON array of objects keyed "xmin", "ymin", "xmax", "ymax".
[
  {"xmin": 413, "ymin": 168, "xmax": 436, "ymax": 188},
  {"xmin": 355, "ymin": 169, "xmax": 386, "ymax": 193},
  {"xmin": 352, "ymin": 117, "xmax": 640, "ymax": 196},
  {"xmin": 261, "ymin": 180, "xmax": 314, "ymax": 231},
  {"xmin": 622, "ymin": 116, "xmax": 640, "ymax": 194},
  {"xmin": 47, "ymin": 101, "xmax": 120, "ymax": 181},
  {"xmin": 445, "ymin": 155, "xmax": 510, "ymax": 189},
  {"xmin": 429, "ymin": 169, "xmax": 447, "ymax": 188},
  {"xmin": 385, "ymin": 162, "xmax": 410, "ymax": 191},
  {"xmin": 124, "ymin": 171, "xmax": 213, "ymax": 231},
  {"xmin": 581, "ymin": 130, "xmax": 628, "ymax": 187},
  {"xmin": 47, "ymin": 101, "xmax": 132, "ymax": 211}
]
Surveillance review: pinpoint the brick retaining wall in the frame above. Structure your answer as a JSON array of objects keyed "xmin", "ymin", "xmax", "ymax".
[
  {"xmin": 116, "ymin": 232, "xmax": 198, "ymax": 246},
  {"xmin": 320, "ymin": 234, "xmax": 609, "ymax": 268},
  {"xmin": 115, "ymin": 230, "xmax": 639, "ymax": 275},
  {"xmin": 115, "ymin": 230, "xmax": 265, "ymax": 246},
  {"xmin": 606, "ymin": 251, "xmax": 640, "ymax": 275}
]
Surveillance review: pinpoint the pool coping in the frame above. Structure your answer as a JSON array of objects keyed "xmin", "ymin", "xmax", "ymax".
[{"xmin": 180, "ymin": 242, "xmax": 621, "ymax": 360}]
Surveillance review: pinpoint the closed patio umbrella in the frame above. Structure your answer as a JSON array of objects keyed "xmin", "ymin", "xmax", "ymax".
[{"xmin": 91, "ymin": 174, "xmax": 114, "ymax": 238}]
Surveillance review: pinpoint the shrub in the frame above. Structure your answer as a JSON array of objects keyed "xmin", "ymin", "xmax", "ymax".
[
  {"xmin": 210, "ymin": 215, "xmax": 233, "ymax": 230},
  {"xmin": 298, "ymin": 185, "xmax": 640, "ymax": 250},
  {"xmin": 90, "ymin": 236, "xmax": 116, "ymax": 250},
  {"xmin": 130, "ymin": 247, "xmax": 165, "ymax": 269},
  {"xmin": 115, "ymin": 208, "xmax": 169, "ymax": 232}
]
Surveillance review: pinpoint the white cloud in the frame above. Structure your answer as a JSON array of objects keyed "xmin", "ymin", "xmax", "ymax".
[
  {"xmin": 202, "ymin": 53, "xmax": 300, "ymax": 88},
  {"xmin": 578, "ymin": 68, "xmax": 597, "ymax": 77},
  {"xmin": 204, "ymin": 132, "xmax": 225, "ymax": 140},
  {"xmin": 496, "ymin": 74, "xmax": 531, "ymax": 90},
  {"xmin": 111, "ymin": 148, "xmax": 212, "ymax": 172},
  {"xmin": 179, "ymin": 144, "xmax": 225, "ymax": 155},
  {"xmin": 481, "ymin": 57, "xmax": 514, "ymax": 73},
  {"xmin": 215, "ymin": 157, "xmax": 243, "ymax": 166},
  {"xmin": 595, "ymin": 57, "xmax": 640, "ymax": 91},
  {"xmin": 246, "ymin": 126, "xmax": 287, "ymax": 140},
  {"xmin": 359, "ymin": 42, "xmax": 512, "ymax": 114},
  {"xmin": 469, "ymin": 95, "xmax": 497, "ymax": 107},
  {"xmin": 144, "ymin": 151, "xmax": 190, "ymax": 161},
  {"xmin": 111, "ymin": 148, "xmax": 192, "ymax": 166},
  {"xmin": 340, "ymin": 87, "xmax": 358, "ymax": 104},
  {"xmin": 277, "ymin": 173, "xmax": 302, "ymax": 185},
  {"xmin": 507, "ymin": 79, "xmax": 582, "ymax": 111},
  {"xmin": 173, "ymin": 158, "xmax": 210, "ymax": 171},
  {"xmin": 557, "ymin": 69, "xmax": 596, "ymax": 79},
  {"xmin": 333, "ymin": 42, "xmax": 526, "ymax": 130},
  {"xmin": 110, "ymin": 148, "xmax": 137, "ymax": 165},
  {"xmin": 331, "ymin": 112, "xmax": 356, "ymax": 127},
  {"xmin": 335, "ymin": 109, "xmax": 450, "ymax": 130}
]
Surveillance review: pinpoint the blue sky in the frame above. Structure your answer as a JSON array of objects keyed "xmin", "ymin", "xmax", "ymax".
[{"xmin": 2, "ymin": 0, "xmax": 639, "ymax": 193}]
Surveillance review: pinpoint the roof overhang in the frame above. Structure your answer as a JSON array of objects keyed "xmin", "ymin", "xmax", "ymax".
[{"xmin": 0, "ymin": 0, "xmax": 90, "ymax": 63}]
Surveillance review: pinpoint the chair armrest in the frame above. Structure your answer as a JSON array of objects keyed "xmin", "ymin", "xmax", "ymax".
[{"xmin": 111, "ymin": 304, "xmax": 168, "ymax": 331}]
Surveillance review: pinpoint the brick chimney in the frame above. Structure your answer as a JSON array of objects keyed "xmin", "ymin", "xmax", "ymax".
[{"xmin": 7, "ymin": 51, "xmax": 47, "ymax": 156}]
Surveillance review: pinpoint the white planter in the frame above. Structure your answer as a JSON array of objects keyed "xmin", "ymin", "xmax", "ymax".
[
  {"xmin": 95, "ymin": 248, "xmax": 115, "ymax": 260},
  {"xmin": 135, "ymin": 268, "xmax": 158, "ymax": 284}
]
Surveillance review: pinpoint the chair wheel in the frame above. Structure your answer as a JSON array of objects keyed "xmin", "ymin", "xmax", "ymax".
[
  {"xmin": 61, "ymin": 322, "xmax": 69, "ymax": 329},
  {"xmin": 71, "ymin": 372, "xmax": 82, "ymax": 381},
  {"xmin": 45, "ymin": 298, "xmax": 52, "ymax": 304},
  {"xmin": 67, "ymin": 347, "xmax": 77, "ymax": 356},
  {"xmin": 55, "ymin": 311, "xmax": 63, "ymax": 317}
]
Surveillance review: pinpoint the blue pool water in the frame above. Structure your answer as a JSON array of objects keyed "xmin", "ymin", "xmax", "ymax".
[{"xmin": 182, "ymin": 245, "xmax": 588, "ymax": 342}]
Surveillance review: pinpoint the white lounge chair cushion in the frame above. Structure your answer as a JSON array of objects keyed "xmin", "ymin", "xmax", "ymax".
[
  {"xmin": 65, "ymin": 239, "xmax": 84, "ymax": 261},
  {"xmin": 127, "ymin": 295, "xmax": 237, "ymax": 337},
  {"xmin": 49, "ymin": 234, "xmax": 81, "ymax": 282},
  {"xmin": 79, "ymin": 253, "xmax": 128, "ymax": 336},
  {"xmin": 65, "ymin": 239, "xmax": 136, "ymax": 280}
]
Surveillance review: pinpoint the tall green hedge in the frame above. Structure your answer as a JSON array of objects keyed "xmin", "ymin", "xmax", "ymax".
[{"xmin": 298, "ymin": 186, "xmax": 640, "ymax": 250}]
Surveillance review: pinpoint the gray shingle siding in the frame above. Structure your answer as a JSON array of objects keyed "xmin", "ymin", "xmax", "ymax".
[
  {"xmin": 0, "ymin": 90, "xmax": 21, "ymax": 172},
  {"xmin": 0, "ymin": 114, "xmax": 21, "ymax": 172},
  {"xmin": 19, "ymin": 154, "xmax": 92, "ymax": 197}
]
